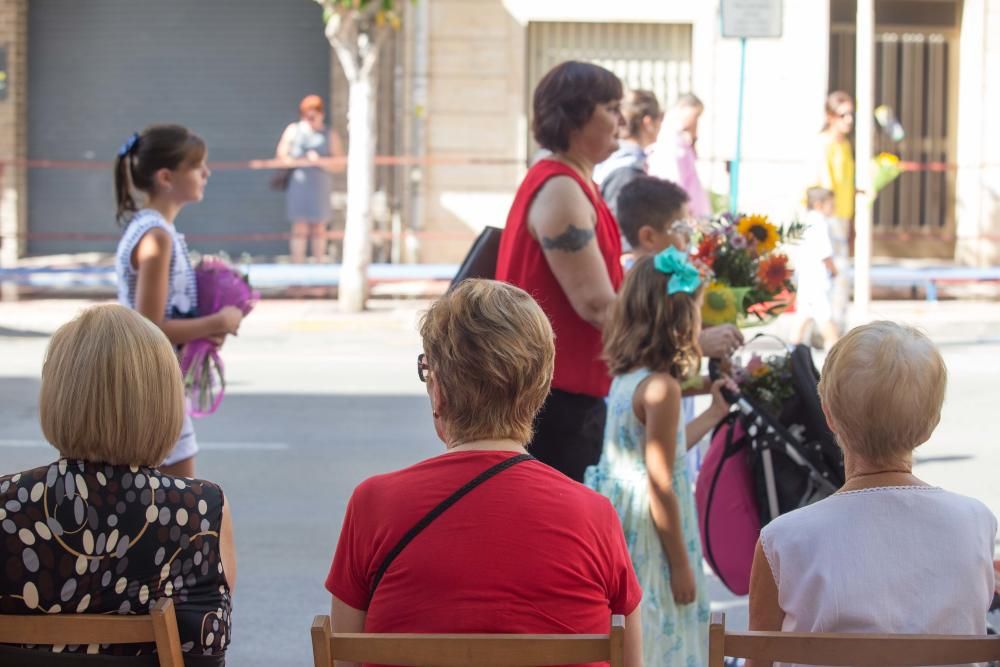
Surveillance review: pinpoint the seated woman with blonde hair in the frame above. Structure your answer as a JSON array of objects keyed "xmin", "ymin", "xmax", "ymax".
[
  {"xmin": 325, "ymin": 279, "xmax": 643, "ymax": 667},
  {"xmin": 0, "ymin": 304, "xmax": 235, "ymax": 666},
  {"xmin": 750, "ymin": 321, "xmax": 996, "ymax": 646}
]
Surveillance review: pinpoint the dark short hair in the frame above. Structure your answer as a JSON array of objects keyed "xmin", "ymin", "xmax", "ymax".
[
  {"xmin": 806, "ymin": 186, "xmax": 835, "ymax": 209},
  {"xmin": 622, "ymin": 89, "xmax": 662, "ymax": 138},
  {"xmin": 616, "ymin": 176, "xmax": 690, "ymax": 247},
  {"xmin": 532, "ymin": 61, "xmax": 623, "ymax": 153}
]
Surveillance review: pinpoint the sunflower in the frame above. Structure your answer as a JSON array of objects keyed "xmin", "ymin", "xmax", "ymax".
[
  {"xmin": 757, "ymin": 253, "xmax": 791, "ymax": 291},
  {"xmin": 702, "ymin": 282, "xmax": 740, "ymax": 326},
  {"xmin": 737, "ymin": 214, "xmax": 780, "ymax": 253}
]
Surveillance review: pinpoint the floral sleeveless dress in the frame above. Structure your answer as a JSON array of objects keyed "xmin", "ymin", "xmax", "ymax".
[{"xmin": 585, "ymin": 368, "xmax": 709, "ymax": 667}]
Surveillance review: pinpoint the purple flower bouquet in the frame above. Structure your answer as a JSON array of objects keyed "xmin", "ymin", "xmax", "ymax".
[{"xmin": 179, "ymin": 257, "xmax": 260, "ymax": 418}]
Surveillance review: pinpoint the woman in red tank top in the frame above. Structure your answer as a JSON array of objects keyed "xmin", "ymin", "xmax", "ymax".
[{"xmin": 496, "ymin": 61, "xmax": 625, "ymax": 482}]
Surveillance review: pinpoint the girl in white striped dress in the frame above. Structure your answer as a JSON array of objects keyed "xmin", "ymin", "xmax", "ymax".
[{"xmin": 113, "ymin": 125, "xmax": 243, "ymax": 477}]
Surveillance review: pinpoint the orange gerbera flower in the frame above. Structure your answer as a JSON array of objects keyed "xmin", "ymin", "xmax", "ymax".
[
  {"xmin": 695, "ymin": 236, "xmax": 719, "ymax": 266},
  {"xmin": 757, "ymin": 254, "xmax": 791, "ymax": 291}
]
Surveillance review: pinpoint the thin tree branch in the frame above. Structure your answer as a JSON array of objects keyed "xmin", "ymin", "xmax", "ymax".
[
  {"xmin": 359, "ymin": 26, "xmax": 389, "ymax": 79},
  {"xmin": 326, "ymin": 7, "xmax": 359, "ymax": 80},
  {"xmin": 331, "ymin": 39, "xmax": 359, "ymax": 82}
]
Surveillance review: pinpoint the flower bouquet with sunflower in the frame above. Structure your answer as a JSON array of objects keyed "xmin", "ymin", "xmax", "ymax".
[{"xmin": 692, "ymin": 213, "xmax": 803, "ymax": 327}]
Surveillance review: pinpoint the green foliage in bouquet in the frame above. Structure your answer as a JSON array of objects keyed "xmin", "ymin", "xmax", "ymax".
[
  {"xmin": 694, "ymin": 213, "xmax": 804, "ymax": 326},
  {"xmin": 735, "ymin": 353, "xmax": 796, "ymax": 414}
]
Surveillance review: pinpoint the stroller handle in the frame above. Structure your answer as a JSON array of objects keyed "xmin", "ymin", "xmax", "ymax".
[
  {"xmin": 707, "ymin": 333, "xmax": 791, "ymax": 406},
  {"xmin": 707, "ymin": 357, "xmax": 740, "ymax": 405}
]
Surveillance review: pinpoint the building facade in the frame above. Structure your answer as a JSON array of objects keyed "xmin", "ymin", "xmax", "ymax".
[
  {"xmin": 411, "ymin": 0, "xmax": 995, "ymax": 267},
  {"xmin": 0, "ymin": 0, "xmax": 997, "ymax": 268}
]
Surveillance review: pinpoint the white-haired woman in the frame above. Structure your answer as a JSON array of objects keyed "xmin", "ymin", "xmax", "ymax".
[{"xmin": 750, "ymin": 322, "xmax": 996, "ymax": 651}]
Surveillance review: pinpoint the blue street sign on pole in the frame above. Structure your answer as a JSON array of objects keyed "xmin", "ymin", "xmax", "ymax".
[{"xmin": 721, "ymin": 0, "xmax": 782, "ymax": 214}]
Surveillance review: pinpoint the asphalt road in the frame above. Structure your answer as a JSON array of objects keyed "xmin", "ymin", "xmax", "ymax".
[{"xmin": 1, "ymin": 298, "xmax": 998, "ymax": 666}]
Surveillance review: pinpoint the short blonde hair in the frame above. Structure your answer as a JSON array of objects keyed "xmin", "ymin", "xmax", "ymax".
[
  {"xmin": 420, "ymin": 280, "xmax": 554, "ymax": 445},
  {"xmin": 39, "ymin": 304, "xmax": 185, "ymax": 467},
  {"xmin": 818, "ymin": 321, "xmax": 947, "ymax": 464}
]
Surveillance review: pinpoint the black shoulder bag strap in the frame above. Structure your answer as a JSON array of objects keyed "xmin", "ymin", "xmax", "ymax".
[{"xmin": 368, "ymin": 453, "xmax": 534, "ymax": 601}]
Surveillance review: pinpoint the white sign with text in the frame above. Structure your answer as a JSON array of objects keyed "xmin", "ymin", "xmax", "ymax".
[{"xmin": 721, "ymin": 0, "xmax": 783, "ymax": 38}]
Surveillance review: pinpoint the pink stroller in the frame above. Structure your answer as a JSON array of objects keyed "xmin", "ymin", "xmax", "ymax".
[{"xmin": 696, "ymin": 343, "xmax": 844, "ymax": 595}]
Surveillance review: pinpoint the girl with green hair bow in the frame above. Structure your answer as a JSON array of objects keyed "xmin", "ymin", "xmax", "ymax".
[{"xmin": 586, "ymin": 249, "xmax": 737, "ymax": 667}]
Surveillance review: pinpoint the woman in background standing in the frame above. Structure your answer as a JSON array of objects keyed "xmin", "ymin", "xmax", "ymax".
[
  {"xmin": 496, "ymin": 61, "xmax": 625, "ymax": 482},
  {"xmin": 276, "ymin": 94, "xmax": 345, "ymax": 263},
  {"xmin": 647, "ymin": 94, "xmax": 711, "ymax": 219},
  {"xmin": 813, "ymin": 90, "xmax": 855, "ymax": 333}
]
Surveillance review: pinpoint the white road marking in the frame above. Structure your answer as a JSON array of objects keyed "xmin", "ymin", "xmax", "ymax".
[{"xmin": 0, "ymin": 439, "xmax": 289, "ymax": 451}]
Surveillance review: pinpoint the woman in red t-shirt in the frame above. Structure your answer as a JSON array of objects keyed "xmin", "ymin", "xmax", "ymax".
[
  {"xmin": 326, "ymin": 280, "xmax": 642, "ymax": 667},
  {"xmin": 496, "ymin": 61, "xmax": 625, "ymax": 482}
]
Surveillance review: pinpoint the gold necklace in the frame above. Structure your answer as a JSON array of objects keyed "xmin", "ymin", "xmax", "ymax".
[
  {"xmin": 553, "ymin": 153, "xmax": 594, "ymax": 189},
  {"xmin": 849, "ymin": 469, "xmax": 912, "ymax": 479}
]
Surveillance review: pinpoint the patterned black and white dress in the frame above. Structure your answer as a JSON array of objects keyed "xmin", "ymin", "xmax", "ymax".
[
  {"xmin": 0, "ymin": 460, "xmax": 231, "ymax": 664},
  {"xmin": 116, "ymin": 209, "xmax": 198, "ymax": 322},
  {"xmin": 115, "ymin": 209, "xmax": 200, "ymax": 467}
]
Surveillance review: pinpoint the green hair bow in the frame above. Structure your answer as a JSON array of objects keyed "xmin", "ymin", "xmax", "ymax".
[{"xmin": 653, "ymin": 246, "xmax": 702, "ymax": 295}]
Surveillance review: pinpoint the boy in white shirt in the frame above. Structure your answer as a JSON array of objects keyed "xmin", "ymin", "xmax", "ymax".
[{"xmin": 791, "ymin": 187, "xmax": 839, "ymax": 350}]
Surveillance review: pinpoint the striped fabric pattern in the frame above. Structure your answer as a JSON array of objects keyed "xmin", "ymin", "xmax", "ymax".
[{"xmin": 115, "ymin": 209, "xmax": 198, "ymax": 320}]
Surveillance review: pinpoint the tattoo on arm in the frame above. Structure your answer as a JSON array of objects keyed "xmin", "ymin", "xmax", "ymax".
[{"xmin": 541, "ymin": 224, "xmax": 595, "ymax": 252}]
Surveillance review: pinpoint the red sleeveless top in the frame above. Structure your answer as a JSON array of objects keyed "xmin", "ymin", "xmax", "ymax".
[{"xmin": 496, "ymin": 160, "xmax": 623, "ymax": 398}]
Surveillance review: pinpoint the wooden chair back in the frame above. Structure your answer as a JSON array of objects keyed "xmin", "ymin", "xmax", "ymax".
[
  {"xmin": 709, "ymin": 612, "xmax": 1000, "ymax": 666},
  {"xmin": 311, "ymin": 614, "xmax": 625, "ymax": 667},
  {"xmin": 0, "ymin": 597, "xmax": 185, "ymax": 667}
]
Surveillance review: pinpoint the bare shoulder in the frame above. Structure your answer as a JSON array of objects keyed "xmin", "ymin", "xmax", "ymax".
[
  {"xmin": 134, "ymin": 226, "xmax": 172, "ymax": 259},
  {"xmin": 528, "ymin": 175, "xmax": 596, "ymax": 250},
  {"xmin": 139, "ymin": 227, "xmax": 174, "ymax": 251},
  {"xmin": 632, "ymin": 371, "xmax": 681, "ymax": 423},
  {"xmin": 277, "ymin": 122, "xmax": 299, "ymax": 146},
  {"xmin": 532, "ymin": 174, "xmax": 593, "ymax": 218},
  {"xmin": 639, "ymin": 372, "xmax": 682, "ymax": 407}
]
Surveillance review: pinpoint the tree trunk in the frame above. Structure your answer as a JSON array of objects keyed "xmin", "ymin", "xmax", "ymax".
[{"xmin": 338, "ymin": 68, "xmax": 377, "ymax": 312}]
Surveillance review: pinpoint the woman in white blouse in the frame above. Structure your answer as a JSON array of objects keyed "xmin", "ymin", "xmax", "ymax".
[{"xmin": 749, "ymin": 321, "xmax": 996, "ymax": 645}]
